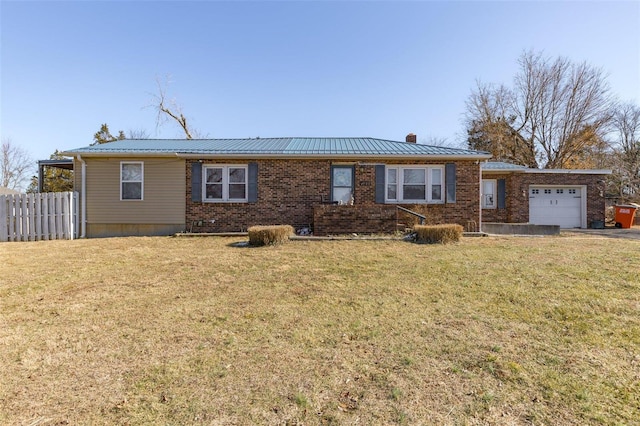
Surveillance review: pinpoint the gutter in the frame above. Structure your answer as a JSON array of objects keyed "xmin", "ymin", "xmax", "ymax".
[
  {"xmin": 60, "ymin": 151, "xmax": 178, "ymax": 158},
  {"xmin": 523, "ymin": 169, "xmax": 612, "ymax": 175},
  {"xmin": 174, "ymin": 153, "xmax": 494, "ymax": 161},
  {"xmin": 60, "ymin": 151, "xmax": 492, "ymax": 161}
]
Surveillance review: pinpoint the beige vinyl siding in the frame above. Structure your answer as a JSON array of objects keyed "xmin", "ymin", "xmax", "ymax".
[{"xmin": 85, "ymin": 157, "xmax": 185, "ymax": 224}]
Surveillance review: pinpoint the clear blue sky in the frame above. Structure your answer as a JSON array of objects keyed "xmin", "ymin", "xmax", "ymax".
[{"xmin": 1, "ymin": 0, "xmax": 639, "ymax": 164}]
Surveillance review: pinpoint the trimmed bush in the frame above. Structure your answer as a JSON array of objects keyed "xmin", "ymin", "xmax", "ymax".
[
  {"xmin": 248, "ymin": 225, "xmax": 295, "ymax": 246},
  {"xmin": 413, "ymin": 224, "xmax": 463, "ymax": 244}
]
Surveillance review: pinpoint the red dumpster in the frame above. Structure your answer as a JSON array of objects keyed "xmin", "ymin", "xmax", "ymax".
[{"xmin": 614, "ymin": 204, "xmax": 639, "ymax": 228}]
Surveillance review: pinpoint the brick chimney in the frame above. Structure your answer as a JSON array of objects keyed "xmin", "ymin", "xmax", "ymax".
[{"xmin": 405, "ymin": 133, "xmax": 417, "ymax": 143}]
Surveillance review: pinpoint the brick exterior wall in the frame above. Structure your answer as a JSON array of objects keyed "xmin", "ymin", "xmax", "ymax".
[
  {"xmin": 187, "ymin": 159, "xmax": 329, "ymax": 232},
  {"xmin": 186, "ymin": 159, "xmax": 482, "ymax": 235},
  {"xmin": 313, "ymin": 205, "xmax": 398, "ymax": 235},
  {"xmin": 481, "ymin": 172, "xmax": 607, "ymax": 226},
  {"xmin": 480, "ymin": 173, "xmax": 515, "ymax": 224}
]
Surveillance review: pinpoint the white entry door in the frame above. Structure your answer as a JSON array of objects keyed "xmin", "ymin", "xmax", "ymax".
[{"xmin": 529, "ymin": 187, "xmax": 583, "ymax": 228}]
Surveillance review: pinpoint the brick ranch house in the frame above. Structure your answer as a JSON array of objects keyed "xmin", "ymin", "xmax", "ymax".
[{"xmin": 61, "ymin": 135, "xmax": 609, "ymax": 237}]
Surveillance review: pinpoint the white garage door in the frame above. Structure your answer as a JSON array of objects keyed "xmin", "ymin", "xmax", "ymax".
[{"xmin": 529, "ymin": 187, "xmax": 583, "ymax": 228}]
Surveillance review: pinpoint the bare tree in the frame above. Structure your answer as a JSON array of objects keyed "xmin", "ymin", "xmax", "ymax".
[
  {"xmin": 151, "ymin": 76, "xmax": 199, "ymax": 139},
  {"xmin": 422, "ymin": 136, "xmax": 450, "ymax": 147},
  {"xmin": 608, "ymin": 102, "xmax": 640, "ymax": 201},
  {"xmin": 1, "ymin": 138, "xmax": 33, "ymax": 191},
  {"xmin": 465, "ymin": 51, "xmax": 615, "ymax": 168},
  {"xmin": 465, "ymin": 82, "xmax": 537, "ymax": 166},
  {"xmin": 127, "ymin": 128, "xmax": 151, "ymax": 139}
]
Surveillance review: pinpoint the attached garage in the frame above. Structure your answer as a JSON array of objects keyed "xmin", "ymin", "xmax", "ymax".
[
  {"xmin": 529, "ymin": 186, "xmax": 585, "ymax": 228},
  {"xmin": 481, "ymin": 162, "xmax": 610, "ymax": 230}
]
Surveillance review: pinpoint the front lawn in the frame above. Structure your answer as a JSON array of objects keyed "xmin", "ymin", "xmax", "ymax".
[{"xmin": 1, "ymin": 235, "xmax": 638, "ymax": 424}]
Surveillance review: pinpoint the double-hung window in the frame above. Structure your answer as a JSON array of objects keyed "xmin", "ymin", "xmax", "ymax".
[
  {"xmin": 121, "ymin": 161, "xmax": 143, "ymax": 200},
  {"xmin": 331, "ymin": 165, "xmax": 354, "ymax": 204},
  {"xmin": 430, "ymin": 168, "xmax": 442, "ymax": 201},
  {"xmin": 385, "ymin": 165, "xmax": 444, "ymax": 203},
  {"xmin": 203, "ymin": 165, "xmax": 248, "ymax": 202}
]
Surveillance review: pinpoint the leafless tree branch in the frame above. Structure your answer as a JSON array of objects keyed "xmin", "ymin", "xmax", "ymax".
[
  {"xmin": 151, "ymin": 76, "xmax": 195, "ymax": 139},
  {"xmin": 1, "ymin": 138, "xmax": 34, "ymax": 191},
  {"xmin": 465, "ymin": 50, "xmax": 615, "ymax": 168}
]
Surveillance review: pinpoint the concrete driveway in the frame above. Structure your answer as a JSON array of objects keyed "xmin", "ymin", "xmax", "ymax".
[{"xmin": 562, "ymin": 226, "xmax": 640, "ymax": 240}]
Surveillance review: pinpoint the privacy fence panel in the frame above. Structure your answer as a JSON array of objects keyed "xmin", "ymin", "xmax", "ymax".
[{"xmin": 1, "ymin": 192, "xmax": 79, "ymax": 242}]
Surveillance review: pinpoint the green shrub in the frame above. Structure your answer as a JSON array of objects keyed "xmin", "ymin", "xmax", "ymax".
[
  {"xmin": 248, "ymin": 225, "xmax": 294, "ymax": 246},
  {"xmin": 413, "ymin": 224, "xmax": 463, "ymax": 244}
]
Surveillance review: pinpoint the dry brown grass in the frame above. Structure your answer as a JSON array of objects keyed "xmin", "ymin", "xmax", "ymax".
[
  {"xmin": 414, "ymin": 224, "xmax": 464, "ymax": 244},
  {"xmin": 1, "ymin": 235, "xmax": 639, "ymax": 425},
  {"xmin": 248, "ymin": 225, "xmax": 294, "ymax": 246}
]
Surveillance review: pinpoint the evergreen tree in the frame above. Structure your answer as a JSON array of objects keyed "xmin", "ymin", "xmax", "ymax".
[
  {"xmin": 93, "ymin": 123, "xmax": 126, "ymax": 145},
  {"xmin": 26, "ymin": 150, "xmax": 74, "ymax": 193}
]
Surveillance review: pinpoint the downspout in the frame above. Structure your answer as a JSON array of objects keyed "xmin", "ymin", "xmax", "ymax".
[{"xmin": 77, "ymin": 154, "xmax": 87, "ymax": 238}]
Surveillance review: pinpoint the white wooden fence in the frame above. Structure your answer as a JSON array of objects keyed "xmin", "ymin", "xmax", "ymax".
[{"xmin": 1, "ymin": 192, "xmax": 79, "ymax": 242}]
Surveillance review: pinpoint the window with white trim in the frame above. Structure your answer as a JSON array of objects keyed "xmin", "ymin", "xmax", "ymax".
[
  {"xmin": 385, "ymin": 165, "xmax": 444, "ymax": 203},
  {"xmin": 482, "ymin": 179, "xmax": 496, "ymax": 209},
  {"xmin": 121, "ymin": 161, "xmax": 143, "ymax": 200},
  {"xmin": 332, "ymin": 165, "xmax": 354, "ymax": 204},
  {"xmin": 431, "ymin": 168, "xmax": 442, "ymax": 201},
  {"xmin": 203, "ymin": 165, "xmax": 248, "ymax": 202}
]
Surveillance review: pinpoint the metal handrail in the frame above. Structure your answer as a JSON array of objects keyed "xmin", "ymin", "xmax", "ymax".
[{"xmin": 396, "ymin": 205, "xmax": 426, "ymax": 225}]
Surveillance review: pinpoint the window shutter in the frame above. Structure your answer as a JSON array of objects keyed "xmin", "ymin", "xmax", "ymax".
[
  {"xmin": 375, "ymin": 165, "xmax": 385, "ymax": 203},
  {"xmin": 191, "ymin": 162, "xmax": 202, "ymax": 202},
  {"xmin": 248, "ymin": 162, "xmax": 258, "ymax": 203},
  {"xmin": 497, "ymin": 178, "xmax": 506, "ymax": 209},
  {"xmin": 445, "ymin": 163, "xmax": 456, "ymax": 203}
]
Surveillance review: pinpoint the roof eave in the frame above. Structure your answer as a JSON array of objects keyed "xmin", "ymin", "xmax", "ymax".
[
  {"xmin": 524, "ymin": 169, "xmax": 612, "ymax": 175},
  {"xmin": 60, "ymin": 151, "xmax": 180, "ymax": 158},
  {"xmin": 61, "ymin": 151, "xmax": 492, "ymax": 161},
  {"xmin": 175, "ymin": 152, "xmax": 492, "ymax": 160},
  {"xmin": 482, "ymin": 168, "xmax": 527, "ymax": 174}
]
